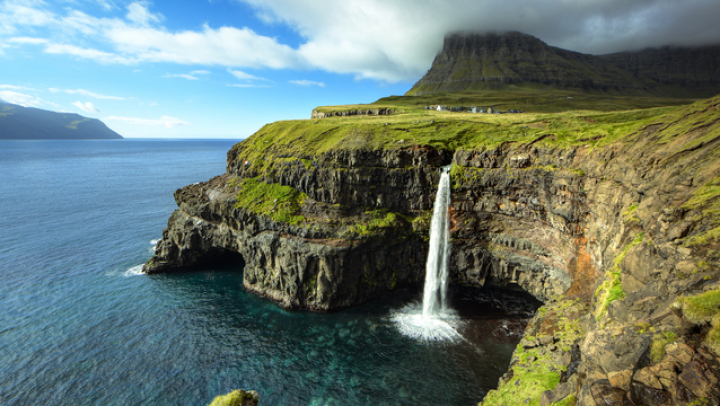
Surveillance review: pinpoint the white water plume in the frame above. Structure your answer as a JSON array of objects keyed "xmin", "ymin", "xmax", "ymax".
[
  {"xmin": 123, "ymin": 264, "xmax": 145, "ymax": 277},
  {"xmin": 392, "ymin": 166, "xmax": 460, "ymax": 341},
  {"xmin": 422, "ymin": 166, "xmax": 451, "ymax": 318}
]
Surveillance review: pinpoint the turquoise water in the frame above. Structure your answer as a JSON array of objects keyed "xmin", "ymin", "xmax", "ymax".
[{"xmin": 0, "ymin": 140, "xmax": 536, "ymax": 406}]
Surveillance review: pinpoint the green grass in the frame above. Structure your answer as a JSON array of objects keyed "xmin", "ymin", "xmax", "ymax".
[
  {"xmin": 65, "ymin": 118, "xmax": 91, "ymax": 130},
  {"xmin": 650, "ymin": 331, "xmax": 678, "ymax": 363},
  {"xmin": 595, "ymin": 233, "xmax": 644, "ymax": 322},
  {"xmin": 231, "ymin": 103, "xmax": 681, "ymax": 171},
  {"xmin": 481, "ymin": 299, "xmax": 586, "ymax": 406},
  {"xmin": 234, "ymin": 177, "xmax": 307, "ymax": 225},
  {"xmin": 682, "ymin": 177, "xmax": 720, "ymax": 248},
  {"xmin": 675, "ymin": 288, "xmax": 720, "ymax": 355},
  {"xmin": 340, "ymin": 209, "xmax": 401, "ymax": 239},
  {"xmin": 482, "ymin": 368, "xmax": 560, "ymax": 406},
  {"xmin": 551, "ymin": 395, "xmax": 577, "ymax": 406},
  {"xmin": 379, "ymin": 87, "xmax": 698, "ymax": 114}
]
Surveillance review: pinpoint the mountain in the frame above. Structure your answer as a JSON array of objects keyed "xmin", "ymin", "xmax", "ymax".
[
  {"xmin": 407, "ymin": 31, "xmax": 720, "ymax": 97},
  {"xmin": 0, "ymin": 101, "xmax": 123, "ymax": 140}
]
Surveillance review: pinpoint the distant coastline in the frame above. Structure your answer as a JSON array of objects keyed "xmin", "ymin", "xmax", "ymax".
[{"xmin": 0, "ymin": 101, "xmax": 123, "ymax": 140}]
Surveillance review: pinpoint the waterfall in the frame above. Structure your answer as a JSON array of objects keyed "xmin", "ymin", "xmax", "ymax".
[
  {"xmin": 390, "ymin": 166, "xmax": 461, "ymax": 341},
  {"xmin": 422, "ymin": 166, "xmax": 451, "ymax": 318}
]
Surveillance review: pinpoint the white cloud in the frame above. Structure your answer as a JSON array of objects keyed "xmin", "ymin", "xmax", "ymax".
[
  {"xmin": 238, "ymin": 0, "xmax": 720, "ymax": 81},
  {"xmin": 50, "ymin": 88, "xmax": 124, "ymax": 100},
  {"xmin": 8, "ymin": 36, "xmax": 49, "ymax": 45},
  {"xmin": 5, "ymin": 0, "xmax": 720, "ymax": 84},
  {"xmin": 228, "ymin": 69, "xmax": 266, "ymax": 81},
  {"xmin": 73, "ymin": 100, "xmax": 101, "ymax": 113},
  {"xmin": 105, "ymin": 115, "xmax": 190, "ymax": 128},
  {"xmin": 0, "ymin": 90, "xmax": 44, "ymax": 107},
  {"xmin": 0, "ymin": 1, "xmax": 55, "ymax": 35},
  {"xmin": 164, "ymin": 73, "xmax": 200, "ymax": 80},
  {"xmin": 44, "ymin": 43, "xmax": 135, "ymax": 64},
  {"xmin": 191, "ymin": 70, "xmax": 211, "ymax": 75},
  {"xmin": 1, "ymin": 84, "xmax": 39, "ymax": 91},
  {"xmin": 126, "ymin": 2, "xmax": 162, "ymax": 26},
  {"xmin": 289, "ymin": 79, "xmax": 325, "ymax": 87}
]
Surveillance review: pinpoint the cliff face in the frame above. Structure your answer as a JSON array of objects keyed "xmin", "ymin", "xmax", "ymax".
[
  {"xmin": 599, "ymin": 44, "xmax": 720, "ymax": 93},
  {"xmin": 144, "ymin": 95, "xmax": 720, "ymax": 405},
  {"xmin": 407, "ymin": 31, "xmax": 720, "ymax": 97}
]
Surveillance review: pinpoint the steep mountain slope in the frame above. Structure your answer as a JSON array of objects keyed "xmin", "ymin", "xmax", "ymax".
[
  {"xmin": 600, "ymin": 44, "xmax": 720, "ymax": 95},
  {"xmin": 0, "ymin": 101, "xmax": 123, "ymax": 140},
  {"xmin": 407, "ymin": 31, "xmax": 720, "ymax": 97}
]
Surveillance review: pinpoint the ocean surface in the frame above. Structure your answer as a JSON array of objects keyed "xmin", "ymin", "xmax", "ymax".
[{"xmin": 0, "ymin": 140, "xmax": 534, "ymax": 406}]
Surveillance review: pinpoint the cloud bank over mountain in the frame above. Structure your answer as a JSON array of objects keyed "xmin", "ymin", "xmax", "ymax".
[{"xmin": 3, "ymin": 0, "xmax": 720, "ymax": 83}]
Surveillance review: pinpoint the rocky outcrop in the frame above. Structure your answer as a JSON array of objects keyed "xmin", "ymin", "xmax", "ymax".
[
  {"xmin": 311, "ymin": 107, "xmax": 396, "ymax": 119},
  {"xmin": 406, "ymin": 31, "xmax": 720, "ymax": 97},
  {"xmin": 600, "ymin": 44, "xmax": 720, "ymax": 96},
  {"xmin": 145, "ymin": 95, "xmax": 720, "ymax": 405},
  {"xmin": 208, "ymin": 389, "xmax": 259, "ymax": 406}
]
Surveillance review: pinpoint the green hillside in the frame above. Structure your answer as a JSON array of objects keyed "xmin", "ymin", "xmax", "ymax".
[{"xmin": 0, "ymin": 102, "xmax": 123, "ymax": 140}]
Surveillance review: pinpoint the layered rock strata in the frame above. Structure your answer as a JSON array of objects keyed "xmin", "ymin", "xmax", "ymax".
[
  {"xmin": 145, "ymin": 97, "xmax": 720, "ymax": 405},
  {"xmin": 407, "ymin": 31, "xmax": 720, "ymax": 97}
]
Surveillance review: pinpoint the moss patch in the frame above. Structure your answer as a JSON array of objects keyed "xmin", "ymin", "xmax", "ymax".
[
  {"xmin": 207, "ymin": 389, "xmax": 256, "ymax": 406},
  {"xmin": 481, "ymin": 299, "xmax": 587, "ymax": 406},
  {"xmin": 234, "ymin": 177, "xmax": 307, "ymax": 225},
  {"xmin": 595, "ymin": 233, "xmax": 643, "ymax": 322},
  {"xmin": 650, "ymin": 331, "xmax": 678, "ymax": 363},
  {"xmin": 675, "ymin": 287, "xmax": 720, "ymax": 355}
]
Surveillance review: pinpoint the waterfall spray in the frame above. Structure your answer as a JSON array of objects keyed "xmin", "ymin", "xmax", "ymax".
[
  {"xmin": 391, "ymin": 165, "xmax": 460, "ymax": 341},
  {"xmin": 422, "ymin": 166, "xmax": 451, "ymax": 318}
]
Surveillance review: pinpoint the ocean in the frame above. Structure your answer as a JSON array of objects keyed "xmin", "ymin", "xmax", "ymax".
[{"xmin": 0, "ymin": 140, "xmax": 531, "ymax": 406}]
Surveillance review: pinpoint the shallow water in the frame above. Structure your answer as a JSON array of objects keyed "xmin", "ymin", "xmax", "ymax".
[{"xmin": 0, "ymin": 140, "xmax": 537, "ymax": 406}]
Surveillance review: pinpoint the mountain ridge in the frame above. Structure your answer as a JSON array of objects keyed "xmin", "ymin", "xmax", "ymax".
[
  {"xmin": 407, "ymin": 31, "xmax": 720, "ymax": 97},
  {"xmin": 0, "ymin": 101, "xmax": 123, "ymax": 140}
]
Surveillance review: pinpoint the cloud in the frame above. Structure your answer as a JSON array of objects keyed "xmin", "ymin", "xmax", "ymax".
[
  {"xmin": 105, "ymin": 115, "xmax": 190, "ymax": 128},
  {"xmin": 0, "ymin": 90, "xmax": 45, "ymax": 107},
  {"xmin": 50, "ymin": 88, "xmax": 124, "ymax": 100},
  {"xmin": 289, "ymin": 79, "xmax": 325, "ymax": 87},
  {"xmin": 4, "ymin": 0, "xmax": 720, "ymax": 84},
  {"xmin": 1, "ymin": 84, "xmax": 39, "ymax": 91},
  {"xmin": 237, "ymin": 0, "xmax": 720, "ymax": 81},
  {"xmin": 228, "ymin": 69, "xmax": 267, "ymax": 81},
  {"xmin": 0, "ymin": 1, "xmax": 55, "ymax": 35},
  {"xmin": 164, "ymin": 73, "xmax": 200, "ymax": 80},
  {"xmin": 8, "ymin": 36, "xmax": 48, "ymax": 45},
  {"xmin": 164, "ymin": 70, "xmax": 211, "ymax": 80},
  {"xmin": 73, "ymin": 100, "xmax": 101, "ymax": 113},
  {"xmin": 125, "ymin": 2, "xmax": 162, "ymax": 27}
]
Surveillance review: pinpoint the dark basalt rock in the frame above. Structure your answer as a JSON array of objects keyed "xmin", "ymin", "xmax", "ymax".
[
  {"xmin": 407, "ymin": 31, "xmax": 720, "ymax": 97},
  {"xmin": 145, "ymin": 98, "xmax": 720, "ymax": 405}
]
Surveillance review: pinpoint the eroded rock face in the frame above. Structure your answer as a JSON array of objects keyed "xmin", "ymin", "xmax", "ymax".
[{"xmin": 145, "ymin": 112, "xmax": 720, "ymax": 405}]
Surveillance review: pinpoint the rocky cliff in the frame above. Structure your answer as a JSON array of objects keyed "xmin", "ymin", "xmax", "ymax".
[
  {"xmin": 144, "ymin": 95, "xmax": 720, "ymax": 405},
  {"xmin": 407, "ymin": 31, "xmax": 720, "ymax": 97},
  {"xmin": 600, "ymin": 44, "xmax": 720, "ymax": 95}
]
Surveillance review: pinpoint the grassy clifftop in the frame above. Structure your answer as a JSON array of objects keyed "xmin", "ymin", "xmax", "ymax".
[{"xmin": 233, "ymin": 92, "xmax": 718, "ymax": 167}]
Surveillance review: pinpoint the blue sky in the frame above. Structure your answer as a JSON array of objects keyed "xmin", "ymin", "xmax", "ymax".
[{"xmin": 2, "ymin": 0, "xmax": 720, "ymax": 139}]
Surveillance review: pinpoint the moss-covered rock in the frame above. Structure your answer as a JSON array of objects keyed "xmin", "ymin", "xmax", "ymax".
[{"xmin": 207, "ymin": 389, "xmax": 258, "ymax": 406}]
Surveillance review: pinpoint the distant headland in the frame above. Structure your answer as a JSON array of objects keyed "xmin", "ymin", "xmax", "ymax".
[{"xmin": 0, "ymin": 101, "xmax": 123, "ymax": 140}]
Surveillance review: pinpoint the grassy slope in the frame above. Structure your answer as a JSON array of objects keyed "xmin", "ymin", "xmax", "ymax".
[{"xmin": 234, "ymin": 98, "xmax": 679, "ymax": 168}]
